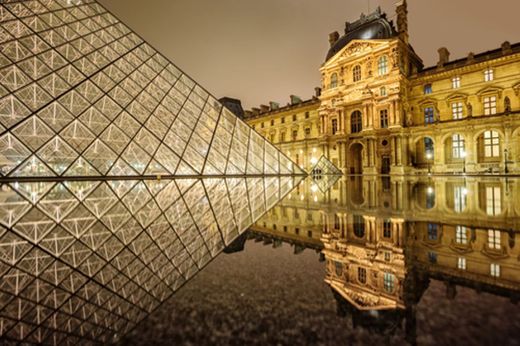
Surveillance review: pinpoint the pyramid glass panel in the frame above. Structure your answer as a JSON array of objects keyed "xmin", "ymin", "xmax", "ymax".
[{"xmin": 0, "ymin": 0, "xmax": 304, "ymax": 180}]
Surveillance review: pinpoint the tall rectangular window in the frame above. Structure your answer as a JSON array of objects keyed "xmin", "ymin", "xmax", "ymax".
[
  {"xmin": 484, "ymin": 96, "xmax": 497, "ymax": 115},
  {"xmin": 380, "ymin": 109, "xmax": 389, "ymax": 128},
  {"xmin": 428, "ymin": 251, "xmax": 437, "ymax": 264},
  {"xmin": 292, "ymin": 114, "xmax": 297, "ymax": 121},
  {"xmin": 305, "ymin": 112, "xmax": 309, "ymax": 119},
  {"xmin": 331, "ymin": 119, "xmax": 338, "ymax": 135},
  {"xmin": 261, "ymin": 122, "xmax": 264, "ymax": 128},
  {"xmin": 452, "ymin": 102, "xmax": 463, "ymax": 119},
  {"xmin": 305, "ymin": 127, "xmax": 311, "ymax": 136},
  {"xmin": 383, "ymin": 220, "xmax": 392, "ymax": 238},
  {"xmin": 452, "ymin": 134, "xmax": 465, "ymax": 159},
  {"xmin": 490, "ymin": 263, "xmax": 500, "ymax": 277},
  {"xmin": 384, "ymin": 273, "xmax": 394, "ymax": 292},
  {"xmin": 488, "ymin": 229, "xmax": 501, "ymax": 249},
  {"xmin": 292, "ymin": 130, "xmax": 298, "ymax": 141},
  {"xmin": 486, "ymin": 187, "xmax": 502, "ymax": 215},
  {"xmin": 358, "ymin": 267, "xmax": 367, "ymax": 283},
  {"xmin": 458, "ymin": 257, "xmax": 466, "ymax": 270},
  {"xmin": 483, "ymin": 130, "xmax": 500, "ymax": 157},
  {"xmin": 270, "ymin": 119, "xmax": 275, "ymax": 126},
  {"xmin": 424, "ymin": 107, "xmax": 434, "ymax": 124},
  {"xmin": 455, "ymin": 225, "xmax": 468, "ymax": 244},
  {"xmin": 428, "ymin": 223, "xmax": 438, "ymax": 240},
  {"xmin": 454, "ymin": 188, "xmax": 467, "ymax": 213},
  {"xmin": 452, "ymin": 76, "xmax": 461, "ymax": 89},
  {"xmin": 424, "ymin": 84, "xmax": 432, "ymax": 94},
  {"xmin": 281, "ymin": 117, "xmax": 285, "ymax": 124},
  {"xmin": 484, "ymin": 69, "xmax": 494, "ymax": 82},
  {"xmin": 378, "ymin": 56, "xmax": 388, "ymax": 75},
  {"xmin": 280, "ymin": 132, "xmax": 286, "ymax": 142}
]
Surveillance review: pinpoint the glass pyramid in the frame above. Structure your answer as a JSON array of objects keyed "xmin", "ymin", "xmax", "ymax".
[
  {"xmin": 310, "ymin": 155, "xmax": 342, "ymax": 176},
  {"xmin": 0, "ymin": 0, "xmax": 304, "ymax": 179}
]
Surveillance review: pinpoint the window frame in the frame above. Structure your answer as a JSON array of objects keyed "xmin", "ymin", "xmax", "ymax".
[
  {"xmin": 378, "ymin": 55, "xmax": 388, "ymax": 76},
  {"xmin": 484, "ymin": 69, "xmax": 494, "ymax": 82},
  {"xmin": 452, "ymin": 76, "xmax": 461, "ymax": 89},
  {"xmin": 483, "ymin": 95, "xmax": 497, "ymax": 115},
  {"xmin": 350, "ymin": 110, "xmax": 362, "ymax": 133},
  {"xmin": 424, "ymin": 106, "xmax": 435, "ymax": 124},
  {"xmin": 353, "ymin": 65, "xmax": 362, "ymax": 82},
  {"xmin": 380, "ymin": 109, "xmax": 389, "ymax": 128}
]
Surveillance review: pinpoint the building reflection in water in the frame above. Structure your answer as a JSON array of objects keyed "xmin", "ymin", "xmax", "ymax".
[
  {"xmin": 249, "ymin": 175, "xmax": 520, "ymax": 342},
  {"xmin": 0, "ymin": 176, "xmax": 300, "ymax": 344}
]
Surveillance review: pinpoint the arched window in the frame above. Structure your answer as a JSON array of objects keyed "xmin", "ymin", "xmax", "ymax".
[
  {"xmin": 330, "ymin": 73, "xmax": 338, "ymax": 88},
  {"xmin": 378, "ymin": 55, "xmax": 388, "ymax": 75},
  {"xmin": 350, "ymin": 110, "xmax": 362, "ymax": 133},
  {"xmin": 353, "ymin": 65, "xmax": 361, "ymax": 82}
]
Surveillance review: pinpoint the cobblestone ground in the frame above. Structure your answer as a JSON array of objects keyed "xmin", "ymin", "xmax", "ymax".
[{"xmin": 119, "ymin": 241, "xmax": 520, "ymax": 346}]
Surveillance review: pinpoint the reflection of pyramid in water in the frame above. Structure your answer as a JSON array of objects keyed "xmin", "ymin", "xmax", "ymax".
[
  {"xmin": 0, "ymin": 175, "xmax": 303, "ymax": 343},
  {"xmin": 310, "ymin": 156, "xmax": 342, "ymax": 176},
  {"xmin": 0, "ymin": 0, "xmax": 304, "ymax": 178}
]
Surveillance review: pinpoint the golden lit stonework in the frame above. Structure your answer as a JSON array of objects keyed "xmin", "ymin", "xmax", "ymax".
[{"xmin": 245, "ymin": 1, "xmax": 520, "ymax": 176}]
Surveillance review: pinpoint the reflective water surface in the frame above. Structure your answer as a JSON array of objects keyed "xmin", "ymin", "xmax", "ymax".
[
  {"xmin": 1, "ymin": 175, "xmax": 520, "ymax": 345},
  {"xmin": 122, "ymin": 175, "xmax": 520, "ymax": 345}
]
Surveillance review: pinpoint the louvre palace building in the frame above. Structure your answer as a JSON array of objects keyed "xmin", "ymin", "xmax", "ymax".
[{"xmin": 244, "ymin": 1, "xmax": 520, "ymax": 175}]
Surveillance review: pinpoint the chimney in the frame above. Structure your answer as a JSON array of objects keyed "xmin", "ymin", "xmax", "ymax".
[
  {"xmin": 290, "ymin": 95, "xmax": 302, "ymax": 105},
  {"xmin": 396, "ymin": 0, "xmax": 409, "ymax": 44},
  {"xmin": 244, "ymin": 110, "xmax": 253, "ymax": 118},
  {"xmin": 314, "ymin": 87, "xmax": 322, "ymax": 97},
  {"xmin": 502, "ymin": 41, "xmax": 512, "ymax": 55},
  {"xmin": 269, "ymin": 101, "xmax": 280, "ymax": 110},
  {"xmin": 437, "ymin": 47, "xmax": 450, "ymax": 68},
  {"xmin": 467, "ymin": 52, "xmax": 475, "ymax": 63},
  {"xmin": 329, "ymin": 31, "xmax": 340, "ymax": 48},
  {"xmin": 252, "ymin": 107, "xmax": 260, "ymax": 116},
  {"xmin": 260, "ymin": 104, "xmax": 270, "ymax": 113},
  {"xmin": 344, "ymin": 21, "xmax": 351, "ymax": 34}
]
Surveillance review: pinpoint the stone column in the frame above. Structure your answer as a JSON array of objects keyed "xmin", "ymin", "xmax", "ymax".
[{"xmin": 397, "ymin": 136, "xmax": 403, "ymax": 165}]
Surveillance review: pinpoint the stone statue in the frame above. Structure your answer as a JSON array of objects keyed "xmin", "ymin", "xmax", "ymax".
[
  {"xmin": 466, "ymin": 102, "xmax": 472, "ymax": 117},
  {"xmin": 505, "ymin": 96, "xmax": 511, "ymax": 114}
]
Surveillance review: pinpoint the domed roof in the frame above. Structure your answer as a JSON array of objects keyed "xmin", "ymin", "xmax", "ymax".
[{"xmin": 326, "ymin": 8, "xmax": 397, "ymax": 62}]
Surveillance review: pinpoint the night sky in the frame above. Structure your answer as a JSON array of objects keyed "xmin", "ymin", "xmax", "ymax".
[{"xmin": 97, "ymin": 0, "xmax": 520, "ymax": 110}]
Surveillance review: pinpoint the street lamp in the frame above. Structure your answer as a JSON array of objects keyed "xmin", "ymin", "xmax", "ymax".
[
  {"xmin": 460, "ymin": 150, "xmax": 466, "ymax": 174},
  {"xmin": 426, "ymin": 152, "xmax": 433, "ymax": 175}
]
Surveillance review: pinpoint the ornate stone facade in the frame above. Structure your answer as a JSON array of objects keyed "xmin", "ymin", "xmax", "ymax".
[{"xmin": 245, "ymin": 1, "xmax": 520, "ymax": 175}]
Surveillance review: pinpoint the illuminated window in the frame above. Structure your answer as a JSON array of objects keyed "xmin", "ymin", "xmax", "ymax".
[
  {"xmin": 353, "ymin": 65, "xmax": 362, "ymax": 82},
  {"xmin": 455, "ymin": 226, "xmax": 468, "ymax": 244},
  {"xmin": 488, "ymin": 229, "xmax": 501, "ymax": 249},
  {"xmin": 424, "ymin": 137, "xmax": 434, "ymax": 158},
  {"xmin": 330, "ymin": 73, "xmax": 338, "ymax": 88},
  {"xmin": 428, "ymin": 223, "xmax": 438, "ymax": 240},
  {"xmin": 384, "ymin": 273, "xmax": 394, "ymax": 292},
  {"xmin": 424, "ymin": 84, "xmax": 432, "ymax": 94},
  {"xmin": 452, "ymin": 102, "xmax": 463, "ymax": 119},
  {"xmin": 454, "ymin": 187, "xmax": 467, "ymax": 213},
  {"xmin": 383, "ymin": 219, "xmax": 392, "ymax": 238},
  {"xmin": 486, "ymin": 187, "xmax": 501, "ymax": 215},
  {"xmin": 490, "ymin": 263, "xmax": 500, "ymax": 277},
  {"xmin": 378, "ymin": 55, "xmax": 388, "ymax": 75},
  {"xmin": 380, "ymin": 109, "xmax": 389, "ymax": 128},
  {"xmin": 358, "ymin": 267, "xmax": 367, "ymax": 284},
  {"xmin": 424, "ymin": 106, "xmax": 434, "ymax": 124},
  {"xmin": 351, "ymin": 111, "xmax": 362, "ymax": 133},
  {"xmin": 483, "ymin": 96, "xmax": 497, "ymax": 115},
  {"xmin": 380, "ymin": 86, "xmax": 387, "ymax": 96},
  {"xmin": 452, "ymin": 134, "xmax": 465, "ymax": 159},
  {"xmin": 331, "ymin": 119, "xmax": 338, "ymax": 135},
  {"xmin": 483, "ymin": 130, "xmax": 500, "ymax": 157},
  {"xmin": 452, "ymin": 76, "xmax": 461, "ymax": 89},
  {"xmin": 458, "ymin": 257, "xmax": 466, "ymax": 270},
  {"xmin": 484, "ymin": 69, "xmax": 494, "ymax": 82}
]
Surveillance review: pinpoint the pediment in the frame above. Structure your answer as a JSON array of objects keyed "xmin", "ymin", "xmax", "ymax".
[{"xmin": 323, "ymin": 39, "xmax": 392, "ymax": 68}]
